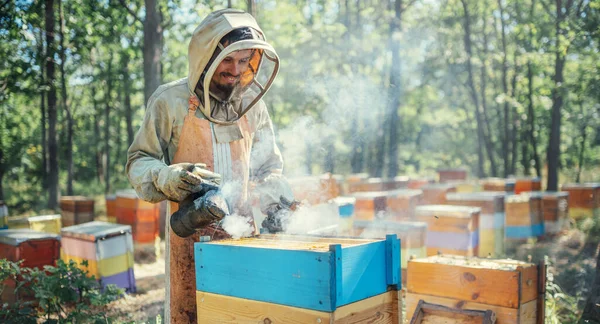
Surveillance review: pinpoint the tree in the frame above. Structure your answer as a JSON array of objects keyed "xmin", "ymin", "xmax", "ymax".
[{"xmin": 46, "ymin": 0, "xmax": 59, "ymax": 210}]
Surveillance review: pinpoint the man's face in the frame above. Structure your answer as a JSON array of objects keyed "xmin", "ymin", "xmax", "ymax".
[{"xmin": 210, "ymin": 49, "xmax": 253, "ymax": 96}]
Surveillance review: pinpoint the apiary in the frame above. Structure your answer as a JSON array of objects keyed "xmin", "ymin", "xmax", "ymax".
[
  {"xmin": 561, "ymin": 183, "xmax": 600, "ymax": 220},
  {"xmin": 446, "ymin": 192, "xmax": 505, "ymax": 257},
  {"xmin": 539, "ymin": 191, "xmax": 569, "ymax": 235},
  {"xmin": 60, "ymin": 196, "xmax": 95, "ymax": 227},
  {"xmin": 420, "ymin": 183, "xmax": 457, "ymax": 205},
  {"xmin": 481, "ymin": 178, "xmax": 515, "ymax": 193},
  {"xmin": 415, "ymin": 205, "xmax": 480, "ymax": 257},
  {"xmin": 386, "ymin": 189, "xmax": 423, "ymax": 220},
  {"xmin": 115, "ymin": 190, "xmax": 159, "ymax": 262},
  {"xmin": 60, "ymin": 221, "xmax": 136, "ymax": 292},
  {"xmin": 406, "ymin": 255, "xmax": 544, "ymax": 323},
  {"xmin": 513, "ymin": 177, "xmax": 542, "ymax": 194},
  {"xmin": 194, "ymin": 234, "xmax": 402, "ymax": 323}
]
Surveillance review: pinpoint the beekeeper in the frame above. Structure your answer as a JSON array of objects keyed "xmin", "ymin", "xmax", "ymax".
[{"xmin": 126, "ymin": 9, "xmax": 293, "ymax": 323}]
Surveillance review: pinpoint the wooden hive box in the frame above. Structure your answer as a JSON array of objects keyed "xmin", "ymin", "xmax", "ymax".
[
  {"xmin": 513, "ymin": 178, "xmax": 542, "ymax": 195},
  {"xmin": 61, "ymin": 221, "xmax": 136, "ymax": 293},
  {"xmin": 353, "ymin": 220, "xmax": 427, "ymax": 284},
  {"xmin": 7, "ymin": 214, "xmax": 62, "ymax": 234},
  {"xmin": 406, "ymin": 255, "xmax": 543, "ymax": 324},
  {"xmin": 437, "ymin": 168, "xmax": 468, "ymax": 183},
  {"xmin": 383, "ymin": 176, "xmax": 410, "ymax": 191},
  {"xmin": 348, "ymin": 177, "xmax": 386, "ymax": 193},
  {"xmin": 481, "ymin": 178, "xmax": 516, "ymax": 193},
  {"xmin": 385, "ymin": 189, "xmax": 423, "ymax": 220},
  {"xmin": 410, "ymin": 300, "xmax": 496, "ymax": 324},
  {"xmin": 447, "ymin": 180, "xmax": 483, "ymax": 193},
  {"xmin": 561, "ymin": 183, "xmax": 600, "ymax": 220},
  {"xmin": 446, "ymin": 192, "xmax": 506, "ymax": 257},
  {"xmin": 505, "ymin": 193, "xmax": 543, "ymax": 241},
  {"xmin": 415, "ymin": 205, "xmax": 480, "ymax": 257},
  {"xmin": 539, "ymin": 192, "xmax": 569, "ymax": 235},
  {"xmin": 351, "ymin": 191, "xmax": 388, "ymax": 221},
  {"xmin": 116, "ymin": 190, "xmax": 159, "ymax": 244},
  {"xmin": 60, "ymin": 196, "xmax": 95, "ymax": 227},
  {"xmin": 420, "ymin": 183, "xmax": 457, "ymax": 205},
  {"xmin": 407, "ymin": 178, "xmax": 435, "ymax": 190},
  {"xmin": 105, "ymin": 194, "xmax": 117, "ymax": 223},
  {"xmin": 331, "ymin": 197, "xmax": 356, "ymax": 236},
  {"xmin": 288, "ymin": 174, "xmax": 340, "ymax": 205},
  {"xmin": 194, "ymin": 234, "xmax": 402, "ymax": 323}
]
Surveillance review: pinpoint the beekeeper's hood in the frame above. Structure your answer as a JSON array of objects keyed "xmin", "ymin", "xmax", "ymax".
[{"xmin": 188, "ymin": 9, "xmax": 279, "ymax": 124}]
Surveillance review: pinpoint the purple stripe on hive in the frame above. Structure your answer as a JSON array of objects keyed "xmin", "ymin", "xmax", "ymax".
[
  {"xmin": 425, "ymin": 231, "xmax": 479, "ymax": 250},
  {"xmin": 100, "ymin": 268, "xmax": 136, "ymax": 293}
]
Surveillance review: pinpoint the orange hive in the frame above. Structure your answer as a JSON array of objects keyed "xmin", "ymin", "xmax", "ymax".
[
  {"xmin": 561, "ymin": 183, "xmax": 600, "ymax": 220},
  {"xmin": 420, "ymin": 183, "xmax": 457, "ymax": 205}
]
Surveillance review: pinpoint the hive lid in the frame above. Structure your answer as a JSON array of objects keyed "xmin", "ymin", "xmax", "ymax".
[
  {"xmin": 446, "ymin": 191, "xmax": 505, "ymax": 202},
  {"xmin": 415, "ymin": 205, "xmax": 481, "ymax": 217},
  {"xmin": 61, "ymin": 221, "xmax": 131, "ymax": 241},
  {"xmin": 421, "ymin": 183, "xmax": 457, "ymax": 190},
  {"xmin": 353, "ymin": 220, "xmax": 427, "ymax": 230},
  {"xmin": 385, "ymin": 189, "xmax": 423, "ymax": 197},
  {"xmin": 506, "ymin": 192, "xmax": 542, "ymax": 203},
  {"xmin": 60, "ymin": 195, "xmax": 94, "ymax": 202},
  {"xmin": 411, "ymin": 254, "xmax": 535, "ymax": 270},
  {"xmin": 0, "ymin": 229, "xmax": 60, "ymax": 246},
  {"xmin": 561, "ymin": 183, "xmax": 600, "ymax": 190},
  {"xmin": 7, "ymin": 214, "xmax": 61, "ymax": 225},
  {"xmin": 533, "ymin": 191, "xmax": 569, "ymax": 199}
]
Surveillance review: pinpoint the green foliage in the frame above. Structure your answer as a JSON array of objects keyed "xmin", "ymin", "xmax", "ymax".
[
  {"xmin": 546, "ymin": 271, "xmax": 583, "ymax": 324},
  {"xmin": 0, "ymin": 259, "xmax": 123, "ymax": 323}
]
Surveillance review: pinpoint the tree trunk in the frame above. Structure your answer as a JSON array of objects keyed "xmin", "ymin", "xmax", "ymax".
[
  {"xmin": 143, "ymin": 0, "xmax": 162, "ymax": 107},
  {"xmin": 479, "ymin": 13, "xmax": 498, "ymax": 177},
  {"xmin": 46, "ymin": 0, "xmax": 59, "ymax": 210},
  {"xmin": 93, "ymin": 105, "xmax": 103, "ymax": 184},
  {"xmin": 547, "ymin": 1, "xmax": 565, "ymax": 191},
  {"xmin": 461, "ymin": 0, "xmax": 485, "ymax": 178},
  {"xmin": 510, "ymin": 50, "xmax": 519, "ymax": 176},
  {"xmin": 122, "ymin": 52, "xmax": 134, "ymax": 147},
  {"xmin": 386, "ymin": 0, "xmax": 402, "ymax": 178},
  {"xmin": 247, "ymin": 0, "xmax": 257, "ymax": 17},
  {"xmin": 104, "ymin": 56, "xmax": 113, "ymax": 194},
  {"xmin": 37, "ymin": 25, "xmax": 48, "ymax": 190},
  {"xmin": 324, "ymin": 138, "xmax": 335, "ymax": 174},
  {"xmin": 576, "ymin": 102, "xmax": 587, "ymax": 183},
  {"xmin": 579, "ymin": 244, "xmax": 600, "ymax": 323},
  {"xmin": 58, "ymin": 0, "xmax": 73, "ymax": 195},
  {"xmin": 227, "ymin": 0, "xmax": 232, "ymax": 8},
  {"xmin": 498, "ymin": 0, "xmax": 510, "ymax": 177}
]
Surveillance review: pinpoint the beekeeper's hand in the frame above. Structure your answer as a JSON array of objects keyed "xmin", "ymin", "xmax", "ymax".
[{"xmin": 154, "ymin": 163, "xmax": 221, "ymax": 202}]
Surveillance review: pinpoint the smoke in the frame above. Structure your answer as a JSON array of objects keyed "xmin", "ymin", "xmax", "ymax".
[
  {"xmin": 221, "ymin": 214, "xmax": 254, "ymax": 239},
  {"xmin": 283, "ymin": 202, "xmax": 340, "ymax": 235}
]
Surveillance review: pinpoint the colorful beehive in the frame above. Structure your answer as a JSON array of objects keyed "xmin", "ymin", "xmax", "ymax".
[
  {"xmin": 194, "ymin": 234, "xmax": 402, "ymax": 323},
  {"xmin": 287, "ymin": 174, "xmax": 340, "ymax": 205},
  {"xmin": 406, "ymin": 255, "xmax": 544, "ymax": 323},
  {"xmin": 105, "ymin": 194, "xmax": 117, "ymax": 223},
  {"xmin": 407, "ymin": 178, "xmax": 435, "ymax": 189},
  {"xmin": 505, "ymin": 193, "xmax": 543, "ymax": 241},
  {"xmin": 115, "ymin": 190, "xmax": 159, "ymax": 262},
  {"xmin": 0, "ymin": 229, "xmax": 61, "ymax": 303},
  {"xmin": 60, "ymin": 196, "xmax": 95, "ymax": 227},
  {"xmin": 513, "ymin": 177, "xmax": 542, "ymax": 194},
  {"xmin": 415, "ymin": 205, "xmax": 480, "ymax": 257},
  {"xmin": 437, "ymin": 168, "xmax": 467, "ymax": 183},
  {"xmin": 332, "ymin": 196, "xmax": 356, "ymax": 236},
  {"xmin": 446, "ymin": 180, "xmax": 483, "ymax": 193},
  {"xmin": 540, "ymin": 191, "xmax": 569, "ymax": 235},
  {"xmin": 60, "ymin": 221, "xmax": 136, "ymax": 293},
  {"xmin": 561, "ymin": 183, "xmax": 600, "ymax": 220},
  {"xmin": 351, "ymin": 191, "xmax": 387, "ymax": 221},
  {"xmin": 7, "ymin": 214, "xmax": 62, "ymax": 234},
  {"xmin": 446, "ymin": 192, "xmax": 505, "ymax": 257},
  {"xmin": 353, "ymin": 220, "xmax": 427, "ymax": 284},
  {"xmin": 420, "ymin": 183, "xmax": 457, "ymax": 205},
  {"xmin": 481, "ymin": 178, "xmax": 515, "ymax": 193},
  {"xmin": 386, "ymin": 189, "xmax": 423, "ymax": 220},
  {"xmin": 0, "ymin": 200, "xmax": 8, "ymax": 229}
]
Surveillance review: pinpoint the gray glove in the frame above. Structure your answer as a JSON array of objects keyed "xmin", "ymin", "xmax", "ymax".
[{"xmin": 154, "ymin": 162, "xmax": 221, "ymax": 202}]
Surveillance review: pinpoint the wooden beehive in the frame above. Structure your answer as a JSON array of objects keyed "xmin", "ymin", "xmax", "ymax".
[
  {"xmin": 353, "ymin": 220, "xmax": 427, "ymax": 284},
  {"xmin": 420, "ymin": 183, "xmax": 457, "ymax": 205},
  {"xmin": 505, "ymin": 193, "xmax": 543, "ymax": 241},
  {"xmin": 351, "ymin": 191, "xmax": 388, "ymax": 221},
  {"xmin": 287, "ymin": 174, "xmax": 340, "ymax": 204},
  {"xmin": 410, "ymin": 300, "xmax": 496, "ymax": 324},
  {"xmin": 347, "ymin": 177, "xmax": 386, "ymax": 193},
  {"xmin": 513, "ymin": 177, "xmax": 542, "ymax": 195},
  {"xmin": 194, "ymin": 234, "xmax": 402, "ymax": 323},
  {"xmin": 447, "ymin": 180, "xmax": 483, "ymax": 193},
  {"xmin": 407, "ymin": 178, "xmax": 435, "ymax": 190},
  {"xmin": 481, "ymin": 178, "xmax": 516, "ymax": 193},
  {"xmin": 61, "ymin": 221, "xmax": 136, "ymax": 293},
  {"xmin": 540, "ymin": 191, "xmax": 569, "ymax": 235},
  {"xmin": 0, "ymin": 229, "xmax": 61, "ymax": 303},
  {"xmin": 437, "ymin": 168, "xmax": 468, "ymax": 183},
  {"xmin": 105, "ymin": 194, "xmax": 117, "ymax": 223},
  {"xmin": 115, "ymin": 189, "xmax": 159, "ymax": 247},
  {"xmin": 7, "ymin": 214, "xmax": 62, "ymax": 234},
  {"xmin": 331, "ymin": 197, "xmax": 356, "ymax": 236},
  {"xmin": 60, "ymin": 196, "xmax": 95, "ymax": 227},
  {"xmin": 561, "ymin": 183, "xmax": 600, "ymax": 220},
  {"xmin": 415, "ymin": 205, "xmax": 480, "ymax": 257},
  {"xmin": 406, "ymin": 255, "xmax": 543, "ymax": 324},
  {"xmin": 446, "ymin": 192, "xmax": 506, "ymax": 257},
  {"xmin": 386, "ymin": 189, "xmax": 423, "ymax": 220}
]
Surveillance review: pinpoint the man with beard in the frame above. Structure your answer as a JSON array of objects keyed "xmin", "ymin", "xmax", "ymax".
[{"xmin": 126, "ymin": 9, "xmax": 294, "ymax": 323}]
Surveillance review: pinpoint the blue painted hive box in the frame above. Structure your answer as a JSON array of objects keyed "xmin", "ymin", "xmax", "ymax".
[{"xmin": 194, "ymin": 234, "xmax": 401, "ymax": 312}]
